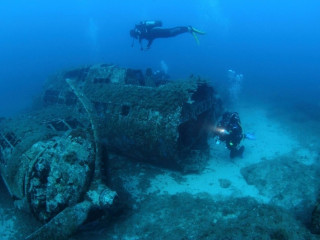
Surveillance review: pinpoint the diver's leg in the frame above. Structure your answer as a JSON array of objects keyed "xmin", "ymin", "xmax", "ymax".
[
  {"xmin": 150, "ymin": 27, "xmax": 189, "ymax": 38},
  {"xmin": 168, "ymin": 27, "xmax": 189, "ymax": 36},
  {"xmin": 230, "ymin": 148, "xmax": 237, "ymax": 159},
  {"xmin": 230, "ymin": 146, "xmax": 245, "ymax": 159}
]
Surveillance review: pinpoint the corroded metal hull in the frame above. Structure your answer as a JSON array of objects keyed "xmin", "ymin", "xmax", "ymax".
[{"xmin": 42, "ymin": 64, "xmax": 222, "ymax": 171}]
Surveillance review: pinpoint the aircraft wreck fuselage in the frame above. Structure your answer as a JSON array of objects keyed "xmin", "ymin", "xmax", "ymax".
[{"xmin": 0, "ymin": 64, "xmax": 222, "ymax": 239}]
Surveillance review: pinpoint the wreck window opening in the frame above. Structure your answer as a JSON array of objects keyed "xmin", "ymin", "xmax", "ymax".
[
  {"xmin": 121, "ymin": 105, "xmax": 130, "ymax": 116},
  {"xmin": 125, "ymin": 69, "xmax": 145, "ymax": 86},
  {"xmin": 46, "ymin": 120, "xmax": 71, "ymax": 132},
  {"xmin": 0, "ymin": 132, "xmax": 20, "ymax": 148},
  {"xmin": 0, "ymin": 136, "xmax": 11, "ymax": 149},
  {"xmin": 65, "ymin": 118, "xmax": 83, "ymax": 129},
  {"xmin": 64, "ymin": 67, "xmax": 90, "ymax": 82},
  {"xmin": 93, "ymin": 77, "xmax": 111, "ymax": 84},
  {"xmin": 65, "ymin": 91, "xmax": 77, "ymax": 106}
]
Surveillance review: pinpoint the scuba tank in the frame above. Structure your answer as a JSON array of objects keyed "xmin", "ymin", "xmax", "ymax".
[{"xmin": 141, "ymin": 20, "xmax": 163, "ymax": 28}]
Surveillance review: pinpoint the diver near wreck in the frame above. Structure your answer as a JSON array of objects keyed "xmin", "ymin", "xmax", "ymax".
[
  {"xmin": 215, "ymin": 112, "xmax": 245, "ymax": 159},
  {"xmin": 130, "ymin": 20, "xmax": 205, "ymax": 50}
]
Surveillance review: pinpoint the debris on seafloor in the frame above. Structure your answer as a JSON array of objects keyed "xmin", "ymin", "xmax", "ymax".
[{"xmin": 0, "ymin": 64, "xmax": 222, "ymax": 239}]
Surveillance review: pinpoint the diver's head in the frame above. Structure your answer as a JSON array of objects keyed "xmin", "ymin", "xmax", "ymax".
[{"xmin": 130, "ymin": 29, "xmax": 138, "ymax": 39}]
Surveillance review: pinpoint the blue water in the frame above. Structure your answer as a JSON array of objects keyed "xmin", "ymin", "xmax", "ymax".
[{"xmin": 0, "ymin": 0, "xmax": 319, "ymax": 116}]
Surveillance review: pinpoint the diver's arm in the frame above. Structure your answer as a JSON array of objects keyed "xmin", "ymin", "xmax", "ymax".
[
  {"xmin": 139, "ymin": 37, "xmax": 144, "ymax": 51},
  {"xmin": 138, "ymin": 37, "xmax": 151, "ymax": 51},
  {"xmin": 146, "ymin": 39, "xmax": 153, "ymax": 49}
]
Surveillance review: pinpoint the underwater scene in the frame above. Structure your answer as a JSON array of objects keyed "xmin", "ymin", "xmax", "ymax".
[{"xmin": 0, "ymin": 1, "xmax": 320, "ymax": 239}]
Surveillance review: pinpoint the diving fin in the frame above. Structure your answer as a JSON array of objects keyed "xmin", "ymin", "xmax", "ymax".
[
  {"xmin": 191, "ymin": 27, "xmax": 206, "ymax": 35},
  {"xmin": 189, "ymin": 26, "xmax": 205, "ymax": 45},
  {"xmin": 192, "ymin": 32, "xmax": 200, "ymax": 45}
]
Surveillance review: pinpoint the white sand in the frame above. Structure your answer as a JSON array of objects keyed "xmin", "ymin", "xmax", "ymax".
[{"xmin": 146, "ymin": 103, "xmax": 319, "ymax": 205}]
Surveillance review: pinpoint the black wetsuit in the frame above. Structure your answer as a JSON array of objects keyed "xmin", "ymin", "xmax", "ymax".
[
  {"xmin": 217, "ymin": 112, "xmax": 245, "ymax": 158},
  {"xmin": 131, "ymin": 21, "xmax": 189, "ymax": 49},
  {"xmin": 141, "ymin": 27, "xmax": 189, "ymax": 48}
]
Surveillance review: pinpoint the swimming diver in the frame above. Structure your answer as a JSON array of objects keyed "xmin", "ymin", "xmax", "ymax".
[
  {"xmin": 215, "ymin": 112, "xmax": 245, "ymax": 159},
  {"xmin": 130, "ymin": 20, "xmax": 205, "ymax": 50}
]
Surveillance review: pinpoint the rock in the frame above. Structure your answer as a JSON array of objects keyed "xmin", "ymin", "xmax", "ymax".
[
  {"xmin": 219, "ymin": 178, "xmax": 231, "ymax": 188},
  {"xmin": 88, "ymin": 193, "xmax": 317, "ymax": 240},
  {"xmin": 240, "ymin": 156, "xmax": 320, "ymax": 224}
]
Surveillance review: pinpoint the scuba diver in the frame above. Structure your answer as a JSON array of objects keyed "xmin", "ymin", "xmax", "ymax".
[
  {"xmin": 215, "ymin": 112, "xmax": 245, "ymax": 159},
  {"xmin": 130, "ymin": 20, "xmax": 205, "ymax": 50}
]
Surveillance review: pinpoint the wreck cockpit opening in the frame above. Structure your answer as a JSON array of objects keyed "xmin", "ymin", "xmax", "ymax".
[
  {"xmin": 178, "ymin": 111, "xmax": 211, "ymax": 151},
  {"xmin": 178, "ymin": 82, "xmax": 219, "ymax": 152}
]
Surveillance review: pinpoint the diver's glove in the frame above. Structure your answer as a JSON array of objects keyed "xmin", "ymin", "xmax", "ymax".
[{"xmin": 244, "ymin": 133, "xmax": 256, "ymax": 140}]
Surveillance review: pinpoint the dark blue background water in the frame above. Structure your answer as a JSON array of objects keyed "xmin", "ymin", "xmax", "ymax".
[{"xmin": 1, "ymin": 0, "xmax": 319, "ymax": 116}]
